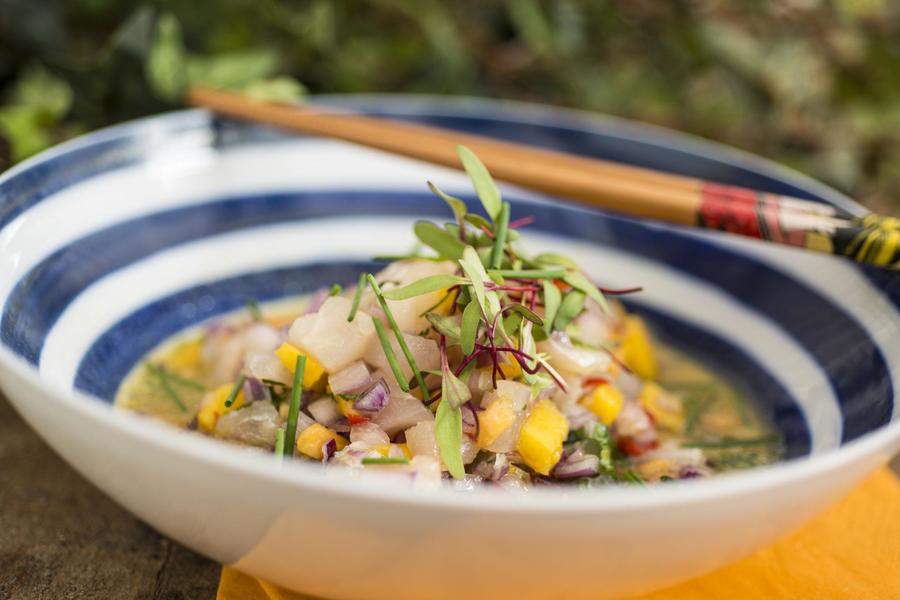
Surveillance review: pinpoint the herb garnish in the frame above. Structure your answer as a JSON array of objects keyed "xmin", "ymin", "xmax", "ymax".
[
  {"xmin": 274, "ymin": 427, "xmax": 286, "ymax": 462},
  {"xmin": 372, "ymin": 317, "xmax": 410, "ymax": 393},
  {"xmin": 246, "ymin": 298, "xmax": 262, "ymax": 321},
  {"xmin": 347, "ymin": 271, "xmax": 367, "ymax": 322},
  {"xmin": 367, "ymin": 274, "xmax": 431, "ymax": 402},
  {"xmin": 362, "ymin": 456, "xmax": 410, "ymax": 465},
  {"xmin": 282, "ymin": 355, "xmax": 306, "ymax": 458},
  {"xmin": 682, "ymin": 434, "xmax": 781, "ymax": 449},
  {"xmin": 223, "ymin": 374, "xmax": 246, "ymax": 408},
  {"xmin": 146, "ymin": 363, "xmax": 188, "ymax": 412}
]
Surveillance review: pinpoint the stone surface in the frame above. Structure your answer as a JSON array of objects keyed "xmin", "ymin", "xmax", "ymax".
[
  {"xmin": 0, "ymin": 395, "xmax": 219, "ymax": 600},
  {"xmin": 1, "ymin": 392, "xmax": 898, "ymax": 599}
]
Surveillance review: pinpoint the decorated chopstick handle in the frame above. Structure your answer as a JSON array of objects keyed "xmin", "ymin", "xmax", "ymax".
[{"xmin": 696, "ymin": 183, "xmax": 899, "ymax": 268}]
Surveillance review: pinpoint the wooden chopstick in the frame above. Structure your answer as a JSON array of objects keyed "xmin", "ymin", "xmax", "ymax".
[{"xmin": 187, "ymin": 87, "xmax": 899, "ymax": 269}]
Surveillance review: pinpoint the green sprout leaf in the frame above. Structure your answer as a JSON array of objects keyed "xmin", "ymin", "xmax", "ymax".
[
  {"xmin": 381, "ymin": 274, "xmax": 468, "ymax": 301},
  {"xmin": 460, "ymin": 300, "xmax": 482, "ymax": 355},
  {"xmin": 504, "ymin": 303, "xmax": 543, "ymax": 327},
  {"xmin": 542, "ymin": 280, "xmax": 561, "ymax": 335},
  {"xmin": 428, "ymin": 181, "xmax": 468, "ymax": 233},
  {"xmin": 413, "ymin": 221, "xmax": 466, "ymax": 260},
  {"xmin": 533, "ymin": 252, "xmax": 578, "ymax": 268},
  {"xmin": 435, "ymin": 361, "xmax": 470, "ymax": 479},
  {"xmin": 426, "ymin": 313, "xmax": 461, "ymax": 340},
  {"xmin": 554, "ymin": 290, "xmax": 586, "ymax": 330},
  {"xmin": 459, "ymin": 246, "xmax": 501, "ymax": 321},
  {"xmin": 562, "ymin": 271, "xmax": 610, "ymax": 315},
  {"xmin": 456, "ymin": 145, "xmax": 501, "ymax": 221},
  {"xmin": 463, "ymin": 213, "xmax": 493, "ymax": 232}
]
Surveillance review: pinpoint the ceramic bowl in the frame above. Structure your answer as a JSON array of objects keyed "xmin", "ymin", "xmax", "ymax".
[{"xmin": 1, "ymin": 96, "xmax": 898, "ymax": 600}]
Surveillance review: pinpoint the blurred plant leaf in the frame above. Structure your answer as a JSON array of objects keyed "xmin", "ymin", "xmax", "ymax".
[
  {"xmin": 9, "ymin": 64, "xmax": 72, "ymax": 120},
  {"xmin": 106, "ymin": 5, "xmax": 156, "ymax": 58},
  {"xmin": 242, "ymin": 77, "xmax": 306, "ymax": 103},
  {"xmin": 145, "ymin": 12, "xmax": 187, "ymax": 102},
  {"xmin": 505, "ymin": 0, "xmax": 553, "ymax": 55},
  {"xmin": 186, "ymin": 49, "xmax": 279, "ymax": 90}
]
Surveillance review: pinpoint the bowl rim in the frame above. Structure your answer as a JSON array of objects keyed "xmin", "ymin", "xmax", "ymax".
[{"xmin": 0, "ymin": 95, "xmax": 897, "ymax": 513}]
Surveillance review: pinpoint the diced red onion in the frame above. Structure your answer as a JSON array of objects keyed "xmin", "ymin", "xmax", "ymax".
[
  {"xmin": 322, "ymin": 438, "xmax": 337, "ymax": 463},
  {"xmin": 304, "ymin": 288, "xmax": 330, "ymax": 314},
  {"xmin": 461, "ymin": 402, "xmax": 479, "ymax": 440},
  {"xmin": 562, "ymin": 403, "xmax": 596, "ymax": 430},
  {"xmin": 243, "ymin": 377, "xmax": 269, "ymax": 403},
  {"xmin": 679, "ymin": 465, "xmax": 703, "ymax": 479},
  {"xmin": 308, "ymin": 397, "xmax": 342, "ymax": 426},
  {"xmin": 328, "ymin": 361, "xmax": 373, "ymax": 395},
  {"xmin": 552, "ymin": 448, "xmax": 600, "ymax": 480},
  {"xmin": 354, "ymin": 379, "xmax": 391, "ymax": 416}
]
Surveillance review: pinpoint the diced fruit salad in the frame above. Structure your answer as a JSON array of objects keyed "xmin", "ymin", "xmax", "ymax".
[{"xmin": 116, "ymin": 147, "xmax": 781, "ymax": 488}]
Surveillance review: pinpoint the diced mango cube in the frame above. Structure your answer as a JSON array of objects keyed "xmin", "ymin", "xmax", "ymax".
[
  {"xmin": 295, "ymin": 423, "xmax": 347, "ymax": 459},
  {"xmin": 580, "ymin": 383, "xmax": 624, "ymax": 425},
  {"xmin": 619, "ymin": 315, "xmax": 657, "ymax": 380},
  {"xmin": 477, "ymin": 394, "xmax": 517, "ymax": 449},
  {"xmin": 275, "ymin": 343, "xmax": 327, "ymax": 392},
  {"xmin": 515, "ymin": 399, "xmax": 569, "ymax": 476},
  {"xmin": 165, "ymin": 339, "xmax": 203, "ymax": 371},
  {"xmin": 498, "ymin": 357, "xmax": 522, "ymax": 380},
  {"xmin": 197, "ymin": 383, "xmax": 245, "ymax": 433},
  {"xmin": 433, "ymin": 288, "xmax": 458, "ymax": 316},
  {"xmin": 334, "ymin": 395, "xmax": 359, "ymax": 418},
  {"xmin": 640, "ymin": 382, "xmax": 684, "ymax": 432}
]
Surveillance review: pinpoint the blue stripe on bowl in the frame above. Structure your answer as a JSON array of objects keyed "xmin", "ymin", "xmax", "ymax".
[
  {"xmin": 74, "ymin": 261, "xmax": 375, "ymax": 402},
  {"xmin": 73, "ymin": 262, "xmax": 811, "ymax": 458},
  {"xmin": 1, "ymin": 190, "xmax": 893, "ymax": 443},
  {"xmin": 630, "ymin": 305, "xmax": 809, "ymax": 459}
]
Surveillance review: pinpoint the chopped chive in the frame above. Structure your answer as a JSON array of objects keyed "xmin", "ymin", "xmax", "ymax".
[
  {"xmin": 329, "ymin": 284, "xmax": 343, "ymax": 296},
  {"xmin": 367, "ymin": 274, "xmax": 431, "ymax": 402},
  {"xmin": 682, "ymin": 391, "xmax": 715, "ymax": 434},
  {"xmin": 682, "ymin": 434, "xmax": 781, "ymax": 449},
  {"xmin": 274, "ymin": 428, "xmax": 286, "ymax": 462},
  {"xmin": 282, "ymin": 355, "xmax": 306, "ymax": 458},
  {"xmin": 147, "ymin": 363, "xmax": 187, "ymax": 412},
  {"xmin": 489, "ymin": 202, "xmax": 510, "ymax": 269},
  {"xmin": 361, "ymin": 456, "xmax": 409, "ymax": 465},
  {"xmin": 347, "ymin": 272, "xmax": 367, "ymax": 322},
  {"xmin": 145, "ymin": 362, "xmax": 204, "ymax": 390},
  {"xmin": 489, "ymin": 269, "xmax": 566, "ymax": 279},
  {"xmin": 371, "ymin": 254, "xmax": 444, "ymax": 262},
  {"xmin": 246, "ymin": 298, "xmax": 262, "ymax": 321},
  {"xmin": 621, "ymin": 470, "xmax": 645, "ymax": 485},
  {"xmin": 223, "ymin": 374, "xmax": 246, "ymax": 408},
  {"xmin": 372, "ymin": 317, "xmax": 410, "ymax": 392}
]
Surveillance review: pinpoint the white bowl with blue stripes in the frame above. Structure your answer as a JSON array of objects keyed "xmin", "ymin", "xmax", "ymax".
[{"xmin": 1, "ymin": 96, "xmax": 898, "ymax": 599}]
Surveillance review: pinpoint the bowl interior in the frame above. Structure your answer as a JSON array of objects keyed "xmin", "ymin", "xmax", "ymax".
[{"xmin": 1, "ymin": 97, "xmax": 898, "ymax": 464}]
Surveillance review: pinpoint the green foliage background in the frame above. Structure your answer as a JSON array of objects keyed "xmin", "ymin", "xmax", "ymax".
[{"xmin": 1, "ymin": 0, "xmax": 898, "ymax": 212}]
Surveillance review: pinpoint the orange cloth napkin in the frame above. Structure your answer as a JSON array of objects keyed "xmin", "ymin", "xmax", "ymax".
[{"xmin": 218, "ymin": 468, "xmax": 900, "ymax": 600}]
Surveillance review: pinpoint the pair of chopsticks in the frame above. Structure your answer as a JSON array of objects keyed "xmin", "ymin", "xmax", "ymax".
[{"xmin": 187, "ymin": 87, "xmax": 899, "ymax": 269}]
